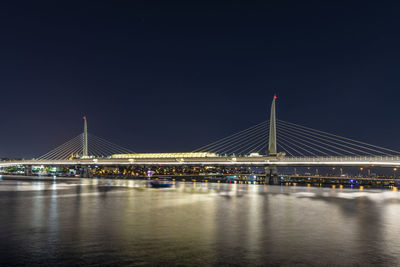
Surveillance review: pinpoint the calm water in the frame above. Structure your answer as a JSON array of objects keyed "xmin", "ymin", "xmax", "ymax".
[{"xmin": 0, "ymin": 176, "xmax": 400, "ymax": 266}]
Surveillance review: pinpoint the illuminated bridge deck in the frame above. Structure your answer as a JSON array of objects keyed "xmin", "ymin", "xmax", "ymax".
[{"xmin": 2, "ymin": 155, "xmax": 400, "ymax": 168}]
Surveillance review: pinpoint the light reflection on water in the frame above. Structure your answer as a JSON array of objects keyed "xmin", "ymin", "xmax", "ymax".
[{"xmin": 0, "ymin": 177, "xmax": 399, "ymax": 266}]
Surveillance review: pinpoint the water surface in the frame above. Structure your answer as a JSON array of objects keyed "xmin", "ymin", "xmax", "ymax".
[{"xmin": 0, "ymin": 176, "xmax": 399, "ymax": 266}]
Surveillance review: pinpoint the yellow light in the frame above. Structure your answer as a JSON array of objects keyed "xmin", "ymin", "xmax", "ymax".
[{"xmin": 110, "ymin": 152, "xmax": 218, "ymax": 159}]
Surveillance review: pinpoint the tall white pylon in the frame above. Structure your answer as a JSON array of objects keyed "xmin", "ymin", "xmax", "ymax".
[
  {"xmin": 83, "ymin": 116, "xmax": 88, "ymax": 157},
  {"xmin": 268, "ymin": 95, "xmax": 277, "ymax": 155}
]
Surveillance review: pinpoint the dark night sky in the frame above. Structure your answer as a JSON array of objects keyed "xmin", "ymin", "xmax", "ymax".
[{"xmin": 0, "ymin": 1, "xmax": 399, "ymax": 158}]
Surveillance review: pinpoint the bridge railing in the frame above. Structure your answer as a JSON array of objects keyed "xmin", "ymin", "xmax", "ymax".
[{"xmin": 283, "ymin": 156, "xmax": 400, "ymax": 162}]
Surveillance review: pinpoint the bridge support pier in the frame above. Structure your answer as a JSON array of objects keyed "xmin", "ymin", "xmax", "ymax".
[
  {"xmin": 24, "ymin": 165, "xmax": 32, "ymax": 176},
  {"xmin": 77, "ymin": 166, "xmax": 90, "ymax": 178},
  {"xmin": 82, "ymin": 166, "xmax": 89, "ymax": 178},
  {"xmin": 265, "ymin": 166, "xmax": 279, "ymax": 185}
]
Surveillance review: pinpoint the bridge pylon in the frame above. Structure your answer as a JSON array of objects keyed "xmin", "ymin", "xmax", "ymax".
[
  {"xmin": 37, "ymin": 117, "xmax": 134, "ymax": 161},
  {"xmin": 268, "ymin": 95, "xmax": 277, "ymax": 156},
  {"xmin": 83, "ymin": 116, "xmax": 88, "ymax": 158},
  {"xmin": 266, "ymin": 95, "xmax": 279, "ymax": 185}
]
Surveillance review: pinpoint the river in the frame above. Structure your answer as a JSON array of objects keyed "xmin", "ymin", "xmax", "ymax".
[{"xmin": 0, "ymin": 176, "xmax": 399, "ymax": 266}]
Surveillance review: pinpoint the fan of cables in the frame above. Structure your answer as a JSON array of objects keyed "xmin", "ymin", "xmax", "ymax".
[
  {"xmin": 37, "ymin": 133, "xmax": 134, "ymax": 160},
  {"xmin": 276, "ymin": 119, "xmax": 400, "ymax": 157},
  {"xmin": 193, "ymin": 119, "xmax": 400, "ymax": 157},
  {"xmin": 193, "ymin": 121, "xmax": 270, "ymax": 155}
]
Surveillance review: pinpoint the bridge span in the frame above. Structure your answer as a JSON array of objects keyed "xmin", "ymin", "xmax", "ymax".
[
  {"xmin": 2, "ymin": 96, "xmax": 400, "ymax": 183},
  {"xmin": 2, "ymin": 155, "xmax": 400, "ymax": 168}
]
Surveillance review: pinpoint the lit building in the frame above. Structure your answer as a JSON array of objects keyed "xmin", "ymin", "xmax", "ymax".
[{"xmin": 111, "ymin": 152, "xmax": 218, "ymax": 159}]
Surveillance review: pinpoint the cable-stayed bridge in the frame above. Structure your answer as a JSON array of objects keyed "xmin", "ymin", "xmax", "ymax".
[{"xmin": 1, "ymin": 97, "xmax": 400, "ymax": 173}]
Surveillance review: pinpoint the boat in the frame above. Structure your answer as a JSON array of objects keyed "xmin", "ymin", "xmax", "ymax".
[{"xmin": 150, "ymin": 180, "xmax": 173, "ymax": 188}]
